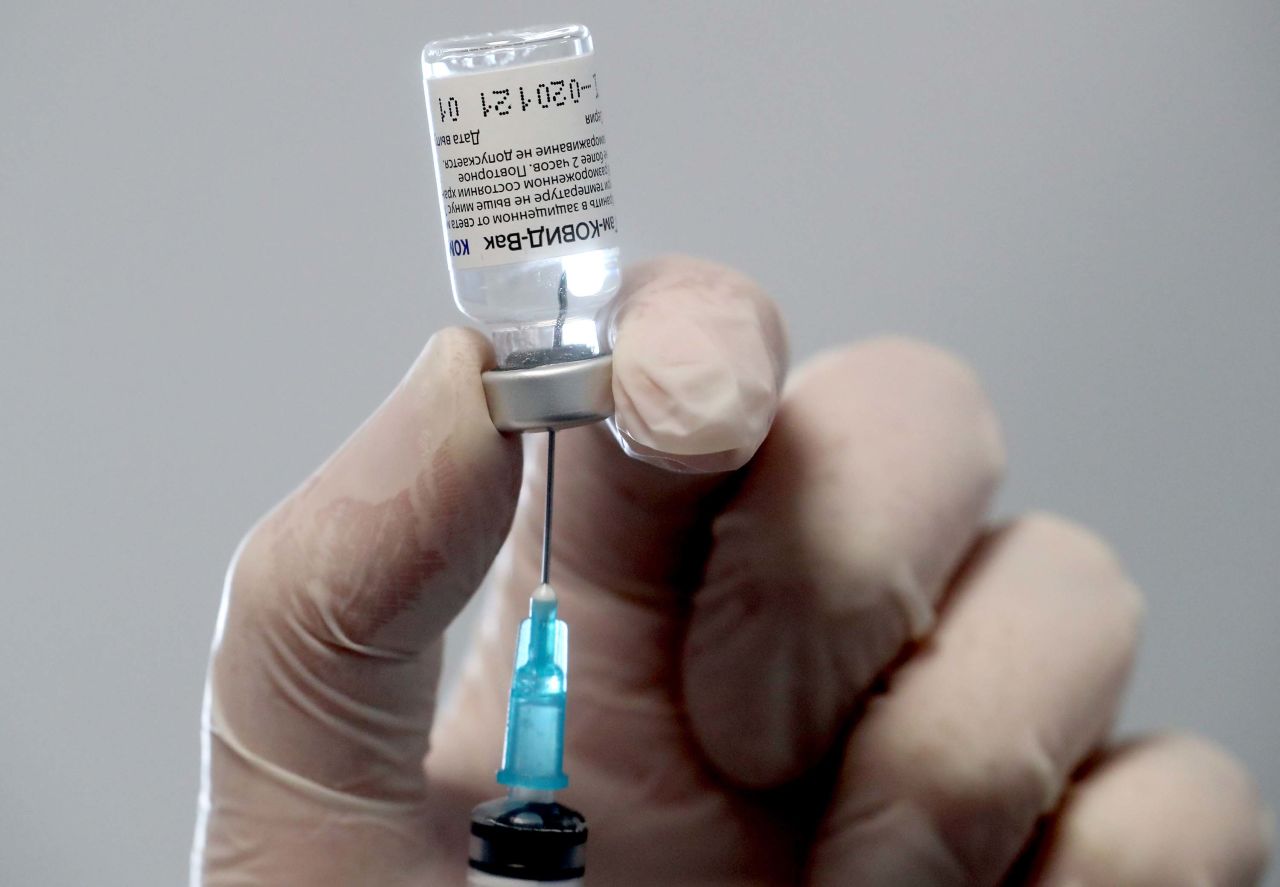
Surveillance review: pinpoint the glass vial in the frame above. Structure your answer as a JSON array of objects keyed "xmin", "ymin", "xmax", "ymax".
[{"xmin": 423, "ymin": 24, "xmax": 621, "ymax": 369}]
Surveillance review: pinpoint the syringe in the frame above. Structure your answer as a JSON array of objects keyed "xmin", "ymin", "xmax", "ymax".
[
  {"xmin": 466, "ymin": 448, "xmax": 588, "ymax": 886},
  {"xmin": 421, "ymin": 23, "xmax": 616, "ymax": 884}
]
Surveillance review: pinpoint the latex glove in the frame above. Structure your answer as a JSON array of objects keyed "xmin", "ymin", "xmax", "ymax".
[{"xmin": 192, "ymin": 256, "xmax": 1272, "ymax": 886}]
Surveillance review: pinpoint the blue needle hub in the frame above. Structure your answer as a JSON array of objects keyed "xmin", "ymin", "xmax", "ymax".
[{"xmin": 496, "ymin": 584, "xmax": 569, "ymax": 791}]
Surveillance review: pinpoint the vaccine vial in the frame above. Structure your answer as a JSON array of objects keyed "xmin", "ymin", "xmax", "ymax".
[{"xmin": 423, "ymin": 24, "xmax": 621, "ymax": 410}]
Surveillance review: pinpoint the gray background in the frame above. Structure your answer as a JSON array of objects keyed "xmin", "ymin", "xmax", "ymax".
[{"xmin": 2, "ymin": 2, "xmax": 1277, "ymax": 884}]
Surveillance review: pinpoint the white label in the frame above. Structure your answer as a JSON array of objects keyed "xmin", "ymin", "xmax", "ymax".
[{"xmin": 426, "ymin": 55, "xmax": 618, "ymax": 270}]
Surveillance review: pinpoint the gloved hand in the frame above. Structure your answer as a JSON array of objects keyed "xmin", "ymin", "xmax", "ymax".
[{"xmin": 192, "ymin": 256, "xmax": 1272, "ymax": 886}]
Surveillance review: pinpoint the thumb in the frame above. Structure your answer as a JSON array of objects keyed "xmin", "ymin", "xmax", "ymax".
[{"xmin": 194, "ymin": 327, "xmax": 521, "ymax": 882}]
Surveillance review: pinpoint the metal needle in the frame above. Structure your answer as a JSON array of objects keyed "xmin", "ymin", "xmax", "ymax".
[
  {"xmin": 539, "ymin": 271, "xmax": 570, "ymax": 587},
  {"xmin": 540, "ymin": 429, "xmax": 555, "ymax": 586}
]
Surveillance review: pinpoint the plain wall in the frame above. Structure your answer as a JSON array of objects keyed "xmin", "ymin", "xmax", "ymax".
[{"xmin": 2, "ymin": 2, "xmax": 1277, "ymax": 884}]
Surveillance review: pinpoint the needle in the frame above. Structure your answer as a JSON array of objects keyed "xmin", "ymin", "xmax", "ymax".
[
  {"xmin": 540, "ymin": 429, "xmax": 555, "ymax": 586},
  {"xmin": 540, "ymin": 271, "xmax": 569, "ymax": 587}
]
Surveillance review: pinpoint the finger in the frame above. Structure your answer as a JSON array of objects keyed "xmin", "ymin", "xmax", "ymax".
[
  {"xmin": 197, "ymin": 328, "xmax": 522, "ymax": 877},
  {"xmin": 682, "ymin": 338, "xmax": 1006, "ymax": 786},
  {"xmin": 610, "ymin": 255, "xmax": 787, "ymax": 473},
  {"xmin": 807, "ymin": 514, "xmax": 1144, "ymax": 886},
  {"xmin": 1026, "ymin": 735, "xmax": 1273, "ymax": 887}
]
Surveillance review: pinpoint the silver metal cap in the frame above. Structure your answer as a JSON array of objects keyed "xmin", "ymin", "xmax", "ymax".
[{"xmin": 482, "ymin": 355, "xmax": 614, "ymax": 432}]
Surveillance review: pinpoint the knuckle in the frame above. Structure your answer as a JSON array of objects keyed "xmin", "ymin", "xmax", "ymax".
[
  {"xmin": 1016, "ymin": 510, "xmax": 1122, "ymax": 570},
  {"xmin": 1013, "ymin": 511, "xmax": 1146, "ymax": 634},
  {"xmin": 220, "ymin": 509, "xmax": 305, "ymax": 644},
  {"xmin": 856, "ymin": 719, "xmax": 1063, "ymax": 877},
  {"xmin": 226, "ymin": 517, "xmax": 272, "ymax": 598},
  {"xmin": 794, "ymin": 337, "xmax": 1007, "ymax": 487},
  {"xmin": 1156, "ymin": 732, "xmax": 1262, "ymax": 800},
  {"xmin": 847, "ymin": 335, "xmax": 985, "ymax": 397},
  {"xmin": 220, "ymin": 496, "xmax": 345, "ymax": 655},
  {"xmin": 865, "ymin": 335, "xmax": 1007, "ymax": 479},
  {"xmin": 826, "ymin": 524, "xmax": 936, "ymax": 638},
  {"xmin": 223, "ymin": 518, "xmax": 276, "ymax": 619},
  {"xmin": 931, "ymin": 731, "xmax": 1061, "ymax": 824},
  {"xmin": 851, "ymin": 334, "xmax": 980, "ymax": 381}
]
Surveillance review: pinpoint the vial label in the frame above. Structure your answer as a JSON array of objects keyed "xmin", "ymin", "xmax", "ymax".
[{"xmin": 426, "ymin": 55, "xmax": 618, "ymax": 270}]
